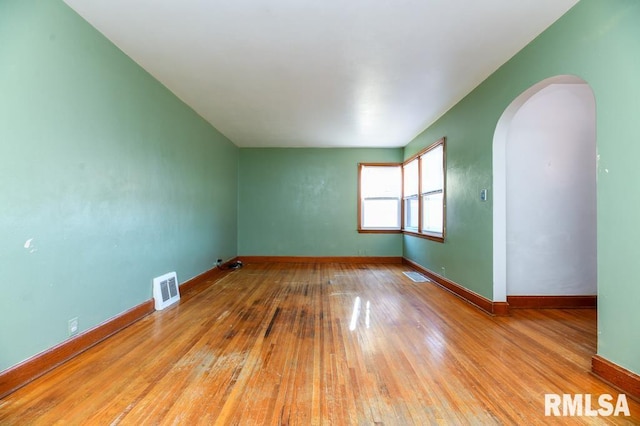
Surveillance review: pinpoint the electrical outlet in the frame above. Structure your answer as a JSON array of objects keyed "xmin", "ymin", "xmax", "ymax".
[{"xmin": 68, "ymin": 317, "xmax": 79, "ymax": 337}]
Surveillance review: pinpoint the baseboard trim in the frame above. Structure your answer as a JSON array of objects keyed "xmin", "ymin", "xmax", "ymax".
[
  {"xmin": 493, "ymin": 302, "xmax": 510, "ymax": 316},
  {"xmin": 0, "ymin": 299, "xmax": 154, "ymax": 399},
  {"xmin": 592, "ymin": 355, "xmax": 640, "ymax": 402},
  {"xmin": 507, "ymin": 295, "xmax": 596, "ymax": 309},
  {"xmin": 179, "ymin": 257, "xmax": 240, "ymax": 295},
  {"xmin": 402, "ymin": 258, "xmax": 507, "ymax": 316},
  {"xmin": 240, "ymin": 256, "xmax": 403, "ymax": 264}
]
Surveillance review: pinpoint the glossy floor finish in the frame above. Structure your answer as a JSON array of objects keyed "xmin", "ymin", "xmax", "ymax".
[{"xmin": 1, "ymin": 263, "xmax": 638, "ymax": 425}]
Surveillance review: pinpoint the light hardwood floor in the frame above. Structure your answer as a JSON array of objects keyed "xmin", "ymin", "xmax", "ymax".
[{"xmin": 1, "ymin": 263, "xmax": 638, "ymax": 425}]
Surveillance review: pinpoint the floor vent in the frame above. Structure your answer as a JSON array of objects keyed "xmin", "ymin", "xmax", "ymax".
[
  {"xmin": 153, "ymin": 272, "xmax": 180, "ymax": 310},
  {"xmin": 403, "ymin": 271, "xmax": 430, "ymax": 283}
]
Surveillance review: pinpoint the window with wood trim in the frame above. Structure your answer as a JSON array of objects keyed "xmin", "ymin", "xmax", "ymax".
[
  {"xmin": 358, "ymin": 163, "xmax": 402, "ymax": 232},
  {"xmin": 357, "ymin": 138, "xmax": 445, "ymax": 238},
  {"xmin": 403, "ymin": 159, "xmax": 419, "ymax": 232},
  {"xmin": 403, "ymin": 138, "xmax": 446, "ymax": 241}
]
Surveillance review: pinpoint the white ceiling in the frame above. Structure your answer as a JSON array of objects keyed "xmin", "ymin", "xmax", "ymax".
[{"xmin": 63, "ymin": 0, "xmax": 579, "ymax": 148}]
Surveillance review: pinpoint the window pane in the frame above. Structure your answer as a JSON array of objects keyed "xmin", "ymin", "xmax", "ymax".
[
  {"xmin": 421, "ymin": 144, "xmax": 443, "ymax": 193},
  {"xmin": 422, "ymin": 192, "xmax": 443, "ymax": 234},
  {"xmin": 404, "ymin": 197, "xmax": 419, "ymax": 230},
  {"xmin": 403, "ymin": 159, "xmax": 419, "ymax": 197},
  {"xmin": 361, "ymin": 166, "xmax": 401, "ymax": 198},
  {"xmin": 362, "ymin": 199, "xmax": 399, "ymax": 228}
]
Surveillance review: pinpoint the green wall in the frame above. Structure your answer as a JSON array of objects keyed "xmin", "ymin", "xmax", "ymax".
[
  {"xmin": 403, "ymin": 0, "xmax": 640, "ymax": 374},
  {"xmin": 239, "ymin": 148, "xmax": 402, "ymax": 257},
  {"xmin": 0, "ymin": 1, "xmax": 238, "ymax": 371}
]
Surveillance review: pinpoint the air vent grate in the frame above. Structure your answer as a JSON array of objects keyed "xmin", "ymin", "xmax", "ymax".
[
  {"xmin": 153, "ymin": 272, "xmax": 180, "ymax": 310},
  {"xmin": 402, "ymin": 271, "xmax": 430, "ymax": 283}
]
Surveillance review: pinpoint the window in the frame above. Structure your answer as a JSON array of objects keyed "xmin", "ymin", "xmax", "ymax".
[
  {"xmin": 357, "ymin": 137, "xmax": 445, "ymax": 240},
  {"xmin": 358, "ymin": 164, "xmax": 402, "ymax": 231},
  {"xmin": 419, "ymin": 142, "xmax": 444, "ymax": 238},
  {"xmin": 403, "ymin": 159, "xmax": 419, "ymax": 231}
]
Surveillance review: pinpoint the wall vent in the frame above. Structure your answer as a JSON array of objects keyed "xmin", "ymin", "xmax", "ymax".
[
  {"xmin": 153, "ymin": 272, "xmax": 180, "ymax": 310},
  {"xmin": 403, "ymin": 271, "xmax": 429, "ymax": 283}
]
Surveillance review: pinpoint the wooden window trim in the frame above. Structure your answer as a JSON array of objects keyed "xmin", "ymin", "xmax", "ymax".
[
  {"xmin": 357, "ymin": 162, "xmax": 402, "ymax": 233},
  {"xmin": 401, "ymin": 137, "xmax": 446, "ymax": 242},
  {"xmin": 402, "ymin": 229, "xmax": 445, "ymax": 243},
  {"xmin": 357, "ymin": 137, "xmax": 445, "ymax": 239},
  {"xmin": 402, "ymin": 159, "xmax": 419, "ymax": 233}
]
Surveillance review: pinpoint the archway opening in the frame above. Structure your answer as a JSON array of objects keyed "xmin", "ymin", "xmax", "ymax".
[{"xmin": 493, "ymin": 75, "xmax": 597, "ymax": 302}]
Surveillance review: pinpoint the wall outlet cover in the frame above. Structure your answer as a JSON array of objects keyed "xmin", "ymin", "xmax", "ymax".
[{"xmin": 68, "ymin": 317, "xmax": 79, "ymax": 337}]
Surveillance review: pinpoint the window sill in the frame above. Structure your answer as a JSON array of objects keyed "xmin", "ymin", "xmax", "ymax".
[
  {"xmin": 357, "ymin": 229, "xmax": 402, "ymax": 234},
  {"xmin": 402, "ymin": 230, "xmax": 445, "ymax": 243}
]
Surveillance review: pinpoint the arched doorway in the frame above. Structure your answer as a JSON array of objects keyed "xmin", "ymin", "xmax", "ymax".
[{"xmin": 493, "ymin": 75, "xmax": 596, "ymax": 302}]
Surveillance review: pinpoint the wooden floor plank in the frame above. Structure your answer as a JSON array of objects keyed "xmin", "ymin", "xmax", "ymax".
[{"xmin": 1, "ymin": 262, "xmax": 638, "ymax": 425}]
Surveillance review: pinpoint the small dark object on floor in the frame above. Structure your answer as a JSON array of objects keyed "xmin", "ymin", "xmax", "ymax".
[
  {"xmin": 227, "ymin": 260, "xmax": 243, "ymax": 270},
  {"xmin": 217, "ymin": 260, "xmax": 243, "ymax": 270}
]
